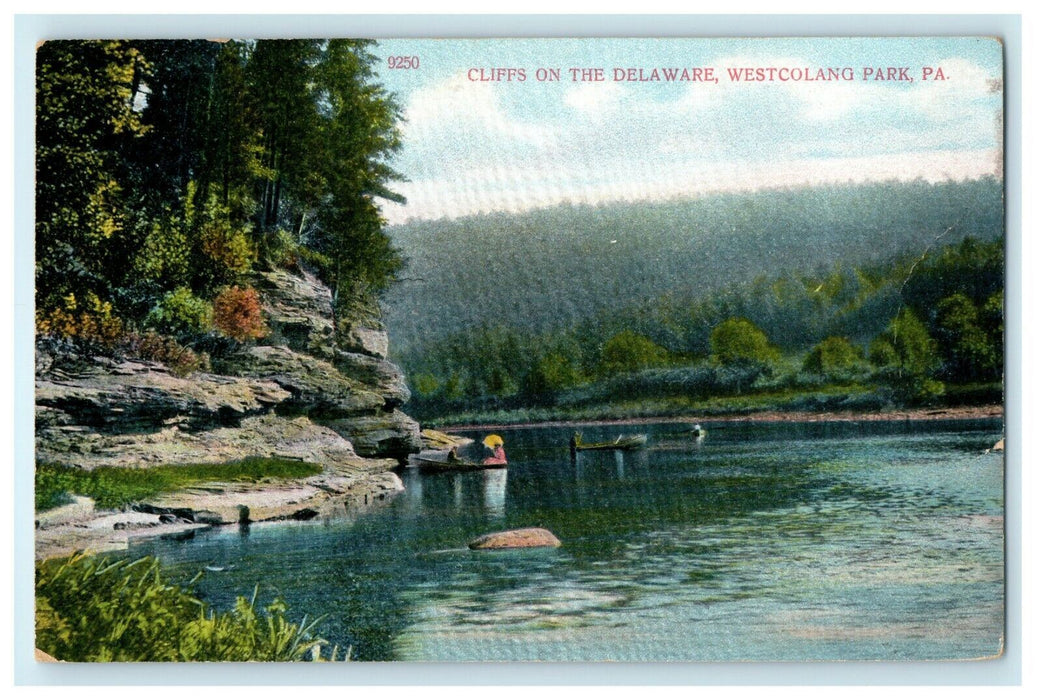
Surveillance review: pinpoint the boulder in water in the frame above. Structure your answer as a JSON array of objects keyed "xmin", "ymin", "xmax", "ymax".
[{"xmin": 468, "ymin": 527, "xmax": 561, "ymax": 550}]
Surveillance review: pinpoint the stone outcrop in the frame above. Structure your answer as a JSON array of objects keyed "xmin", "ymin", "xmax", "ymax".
[
  {"xmin": 215, "ymin": 345, "xmax": 386, "ymax": 417},
  {"xmin": 36, "ymin": 267, "xmax": 421, "ymax": 468},
  {"xmin": 254, "ymin": 268, "xmax": 337, "ymax": 360},
  {"xmin": 468, "ymin": 528, "xmax": 562, "ymax": 550},
  {"xmin": 36, "ymin": 356, "xmax": 290, "ymax": 432},
  {"xmin": 421, "ymin": 429, "xmax": 473, "ymax": 449},
  {"xmin": 324, "ymin": 409, "xmax": 423, "ymax": 460},
  {"xmin": 332, "ymin": 350, "xmax": 412, "ymax": 408},
  {"xmin": 35, "ymin": 266, "xmax": 424, "ymax": 558}
]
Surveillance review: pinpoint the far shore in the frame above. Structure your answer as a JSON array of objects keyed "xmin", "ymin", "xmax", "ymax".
[{"xmin": 442, "ymin": 404, "xmax": 1004, "ymax": 432}]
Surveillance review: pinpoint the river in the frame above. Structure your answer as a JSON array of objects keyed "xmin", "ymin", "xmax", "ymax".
[{"xmin": 132, "ymin": 418, "xmax": 1005, "ymax": 662}]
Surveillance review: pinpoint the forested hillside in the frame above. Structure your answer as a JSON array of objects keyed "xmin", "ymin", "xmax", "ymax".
[
  {"xmin": 382, "ymin": 180, "xmax": 1003, "ymax": 422},
  {"xmin": 383, "ymin": 178, "xmax": 1002, "ymax": 355},
  {"xmin": 36, "ymin": 39, "xmax": 403, "ymax": 359}
]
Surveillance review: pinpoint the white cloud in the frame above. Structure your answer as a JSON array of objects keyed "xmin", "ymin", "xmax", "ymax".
[
  {"xmin": 385, "ymin": 50, "xmax": 1002, "ymax": 224},
  {"xmin": 405, "ymin": 72, "xmax": 552, "ymax": 145},
  {"xmin": 563, "ymin": 81, "xmax": 624, "ymax": 115},
  {"xmin": 383, "ymin": 148, "xmax": 1000, "ymax": 224}
]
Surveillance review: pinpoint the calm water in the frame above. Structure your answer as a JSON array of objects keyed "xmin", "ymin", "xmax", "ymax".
[{"xmin": 133, "ymin": 419, "xmax": 1005, "ymax": 662}]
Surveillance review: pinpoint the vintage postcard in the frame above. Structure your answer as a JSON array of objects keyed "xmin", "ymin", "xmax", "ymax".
[{"xmin": 33, "ymin": 36, "xmax": 1005, "ymax": 663}]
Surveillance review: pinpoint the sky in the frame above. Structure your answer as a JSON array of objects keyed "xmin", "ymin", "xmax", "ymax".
[{"xmin": 372, "ymin": 37, "xmax": 1003, "ymax": 225}]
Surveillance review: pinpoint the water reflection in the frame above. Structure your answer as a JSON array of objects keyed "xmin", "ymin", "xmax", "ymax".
[
  {"xmin": 401, "ymin": 467, "xmax": 423, "ymax": 514},
  {"xmin": 453, "ymin": 473, "xmax": 463, "ymax": 508},
  {"xmin": 482, "ymin": 469, "xmax": 507, "ymax": 518},
  {"xmin": 398, "ymin": 466, "xmax": 508, "ymax": 522}
]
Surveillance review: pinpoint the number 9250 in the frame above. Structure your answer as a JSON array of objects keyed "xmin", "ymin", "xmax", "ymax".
[{"xmin": 387, "ymin": 56, "xmax": 420, "ymax": 69}]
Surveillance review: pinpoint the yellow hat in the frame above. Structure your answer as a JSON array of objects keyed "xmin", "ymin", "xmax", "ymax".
[{"xmin": 483, "ymin": 434, "xmax": 504, "ymax": 448}]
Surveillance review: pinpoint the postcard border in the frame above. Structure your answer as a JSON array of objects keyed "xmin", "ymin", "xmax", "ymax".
[{"xmin": 12, "ymin": 12, "xmax": 1023, "ymax": 687}]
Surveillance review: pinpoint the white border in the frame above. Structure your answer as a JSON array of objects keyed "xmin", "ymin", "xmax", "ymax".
[{"xmin": 8, "ymin": 13, "xmax": 1026, "ymax": 689}]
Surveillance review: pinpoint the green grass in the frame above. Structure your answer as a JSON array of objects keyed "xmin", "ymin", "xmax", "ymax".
[
  {"xmin": 36, "ymin": 553, "xmax": 347, "ymax": 662},
  {"xmin": 35, "ymin": 457, "xmax": 324, "ymax": 512}
]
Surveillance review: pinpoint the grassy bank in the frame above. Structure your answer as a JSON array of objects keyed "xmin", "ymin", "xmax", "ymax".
[
  {"xmin": 36, "ymin": 553, "xmax": 345, "ymax": 662},
  {"xmin": 35, "ymin": 457, "xmax": 324, "ymax": 512}
]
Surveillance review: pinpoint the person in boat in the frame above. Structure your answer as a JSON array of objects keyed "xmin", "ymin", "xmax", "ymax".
[
  {"xmin": 481, "ymin": 434, "xmax": 508, "ymax": 465},
  {"xmin": 569, "ymin": 432, "xmax": 581, "ymax": 457},
  {"xmin": 482, "ymin": 444, "xmax": 507, "ymax": 465},
  {"xmin": 446, "ymin": 446, "xmax": 460, "ymax": 463}
]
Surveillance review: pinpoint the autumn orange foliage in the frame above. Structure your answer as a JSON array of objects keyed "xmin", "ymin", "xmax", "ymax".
[{"xmin": 212, "ymin": 285, "xmax": 268, "ymax": 342}]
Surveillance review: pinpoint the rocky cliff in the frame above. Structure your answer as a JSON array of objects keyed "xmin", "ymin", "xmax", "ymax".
[{"xmin": 35, "ymin": 267, "xmax": 423, "ymax": 558}]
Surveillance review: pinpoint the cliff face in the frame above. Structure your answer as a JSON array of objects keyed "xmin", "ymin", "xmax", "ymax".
[{"xmin": 36, "ymin": 267, "xmax": 423, "ymax": 473}]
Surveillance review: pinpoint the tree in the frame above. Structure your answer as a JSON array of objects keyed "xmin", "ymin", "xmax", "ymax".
[
  {"xmin": 709, "ymin": 318, "xmax": 780, "ymax": 368},
  {"xmin": 522, "ymin": 351, "xmax": 583, "ymax": 399},
  {"xmin": 36, "ymin": 40, "xmax": 150, "ymax": 310},
  {"xmin": 869, "ymin": 307, "xmax": 943, "ymax": 402},
  {"xmin": 803, "ymin": 336, "xmax": 866, "ymax": 380},
  {"xmin": 37, "ymin": 39, "xmax": 408, "ymax": 343},
  {"xmin": 599, "ymin": 330, "xmax": 670, "ymax": 376},
  {"xmin": 308, "ymin": 40, "xmax": 405, "ymax": 300},
  {"xmin": 934, "ymin": 293, "xmax": 998, "ymax": 382}
]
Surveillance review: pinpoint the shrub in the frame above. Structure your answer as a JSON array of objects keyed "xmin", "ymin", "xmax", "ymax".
[
  {"xmin": 198, "ymin": 220, "xmax": 254, "ymax": 283},
  {"xmin": 192, "ymin": 194, "xmax": 255, "ymax": 291},
  {"xmin": 212, "ymin": 285, "xmax": 268, "ymax": 342},
  {"xmin": 145, "ymin": 287, "xmax": 213, "ymax": 337},
  {"xmin": 36, "ymin": 554, "xmax": 333, "ymax": 662},
  {"xmin": 522, "ymin": 351, "xmax": 584, "ymax": 398},
  {"xmin": 869, "ymin": 308, "xmax": 944, "ymax": 403},
  {"xmin": 123, "ymin": 330, "xmax": 211, "ymax": 376},
  {"xmin": 709, "ymin": 317, "xmax": 781, "ymax": 368},
  {"xmin": 264, "ymin": 229, "xmax": 301, "ymax": 270},
  {"xmin": 131, "ymin": 219, "xmax": 192, "ymax": 290},
  {"xmin": 36, "ymin": 292, "xmax": 125, "ymax": 348}
]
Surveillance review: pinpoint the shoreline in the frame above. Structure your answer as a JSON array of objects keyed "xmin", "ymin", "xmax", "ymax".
[
  {"xmin": 34, "ymin": 469, "xmax": 404, "ymax": 562},
  {"xmin": 441, "ymin": 404, "xmax": 1004, "ymax": 432},
  {"xmin": 35, "ymin": 403, "xmax": 1003, "ymax": 561}
]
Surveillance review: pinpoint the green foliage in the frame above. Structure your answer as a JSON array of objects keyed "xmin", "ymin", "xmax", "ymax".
[
  {"xmin": 131, "ymin": 217, "xmax": 192, "ymax": 290},
  {"xmin": 903, "ymin": 237, "xmax": 1004, "ymax": 316},
  {"xmin": 710, "ymin": 317, "xmax": 781, "ymax": 368},
  {"xmin": 35, "ymin": 458, "xmax": 322, "ymax": 512},
  {"xmin": 146, "ymin": 287, "xmax": 213, "ymax": 336},
  {"xmin": 803, "ymin": 336, "xmax": 867, "ymax": 379},
  {"xmin": 404, "ymin": 236, "xmax": 1002, "ymax": 419},
  {"xmin": 36, "ymin": 554, "xmax": 332, "ymax": 662},
  {"xmin": 192, "ymin": 194, "xmax": 256, "ymax": 292},
  {"xmin": 870, "ymin": 308, "xmax": 944, "ymax": 402},
  {"xmin": 411, "ymin": 372, "xmax": 442, "ymax": 398},
  {"xmin": 522, "ymin": 351, "xmax": 584, "ymax": 398},
  {"xmin": 36, "ymin": 41, "xmax": 150, "ymax": 310},
  {"xmin": 599, "ymin": 330, "xmax": 671, "ymax": 376},
  {"xmin": 36, "ymin": 39, "xmax": 405, "ymax": 338},
  {"xmin": 934, "ymin": 293, "xmax": 998, "ymax": 381}
]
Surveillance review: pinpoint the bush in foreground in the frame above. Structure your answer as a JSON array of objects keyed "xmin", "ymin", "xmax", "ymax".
[{"xmin": 36, "ymin": 554, "xmax": 342, "ymax": 662}]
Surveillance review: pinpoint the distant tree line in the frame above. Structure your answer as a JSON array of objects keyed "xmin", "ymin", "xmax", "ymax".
[
  {"xmin": 36, "ymin": 39, "xmax": 404, "ymax": 367},
  {"xmin": 403, "ymin": 237, "xmax": 1003, "ymax": 416},
  {"xmin": 382, "ymin": 177, "xmax": 1003, "ymax": 356}
]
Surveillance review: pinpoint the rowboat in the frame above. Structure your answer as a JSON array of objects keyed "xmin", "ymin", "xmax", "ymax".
[
  {"xmin": 411, "ymin": 456, "xmax": 507, "ymax": 473},
  {"xmin": 571, "ymin": 433, "xmax": 648, "ymax": 452}
]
